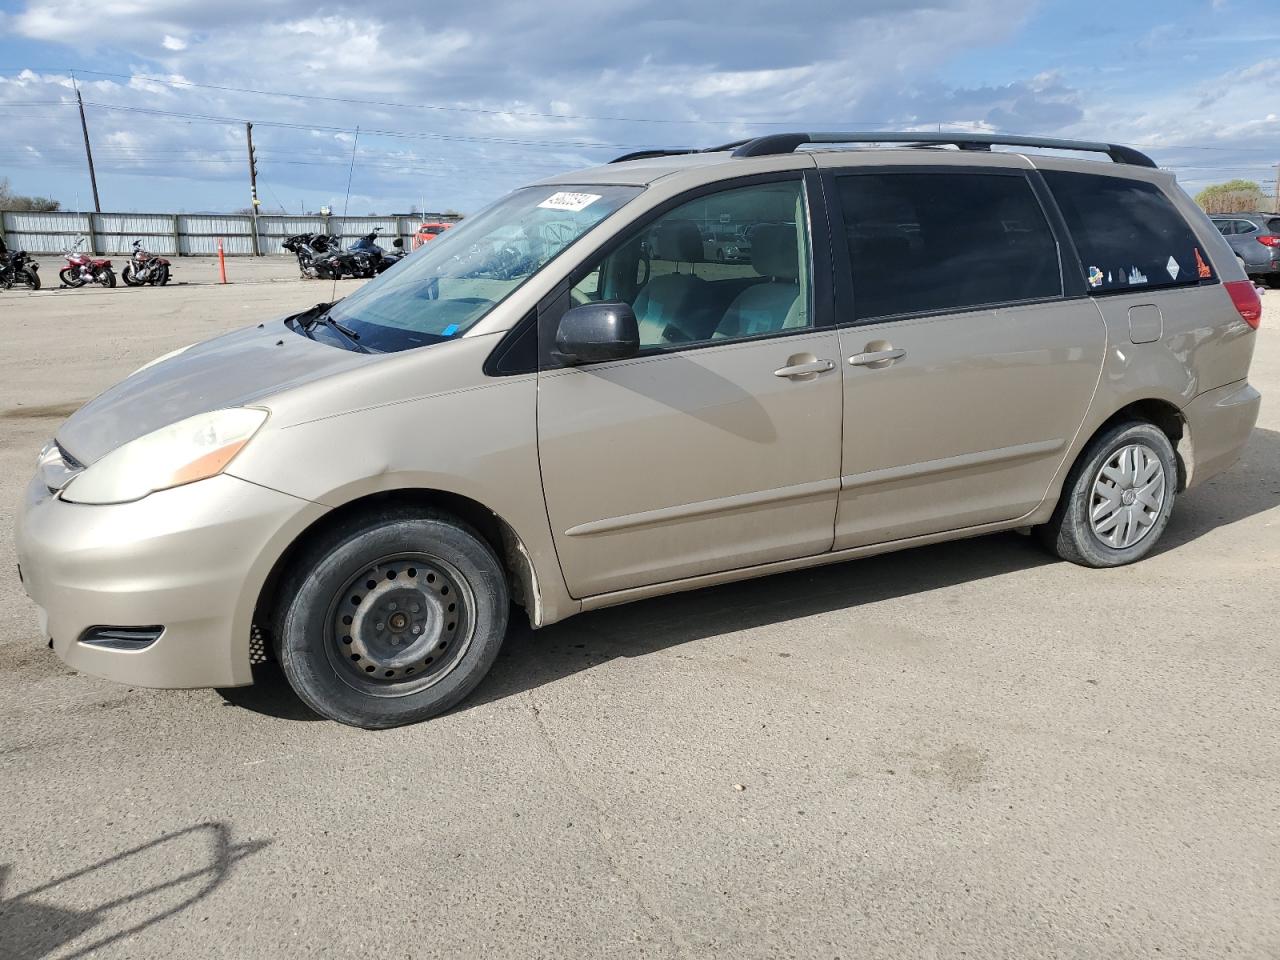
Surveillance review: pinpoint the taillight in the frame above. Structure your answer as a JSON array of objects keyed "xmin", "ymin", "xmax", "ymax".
[
  {"xmin": 1258, "ymin": 235, "xmax": 1280, "ymax": 247},
  {"xmin": 1225, "ymin": 279, "xmax": 1262, "ymax": 329}
]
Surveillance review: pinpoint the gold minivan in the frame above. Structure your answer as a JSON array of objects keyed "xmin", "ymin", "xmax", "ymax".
[{"xmin": 15, "ymin": 132, "xmax": 1263, "ymax": 727}]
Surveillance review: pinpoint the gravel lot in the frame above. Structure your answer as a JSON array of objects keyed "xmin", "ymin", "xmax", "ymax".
[{"xmin": 1, "ymin": 266, "xmax": 1277, "ymax": 959}]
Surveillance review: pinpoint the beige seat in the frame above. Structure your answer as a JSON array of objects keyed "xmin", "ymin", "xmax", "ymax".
[
  {"xmin": 713, "ymin": 224, "xmax": 806, "ymax": 339},
  {"xmin": 633, "ymin": 220, "xmax": 708, "ymax": 345}
]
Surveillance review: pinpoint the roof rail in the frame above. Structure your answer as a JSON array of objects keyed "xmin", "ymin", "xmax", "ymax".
[
  {"xmin": 609, "ymin": 139, "xmax": 752, "ymax": 164},
  {"xmin": 727, "ymin": 132, "xmax": 1157, "ymax": 168}
]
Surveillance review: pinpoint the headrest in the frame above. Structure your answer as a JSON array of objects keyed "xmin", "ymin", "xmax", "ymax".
[
  {"xmin": 652, "ymin": 219, "xmax": 703, "ymax": 263},
  {"xmin": 751, "ymin": 224, "xmax": 799, "ymax": 281}
]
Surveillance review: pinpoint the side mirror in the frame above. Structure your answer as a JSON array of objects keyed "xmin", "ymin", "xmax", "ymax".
[{"xmin": 554, "ymin": 302, "xmax": 639, "ymax": 364}]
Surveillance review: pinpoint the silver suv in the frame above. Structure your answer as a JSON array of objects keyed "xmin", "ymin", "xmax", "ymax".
[{"xmin": 15, "ymin": 132, "xmax": 1263, "ymax": 728}]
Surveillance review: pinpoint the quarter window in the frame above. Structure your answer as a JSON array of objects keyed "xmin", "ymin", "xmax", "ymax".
[
  {"xmin": 1042, "ymin": 170, "xmax": 1215, "ymax": 293},
  {"xmin": 834, "ymin": 172, "xmax": 1061, "ymax": 321},
  {"xmin": 572, "ymin": 179, "xmax": 813, "ymax": 349}
]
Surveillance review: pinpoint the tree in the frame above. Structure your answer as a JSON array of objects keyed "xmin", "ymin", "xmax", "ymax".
[
  {"xmin": 1195, "ymin": 179, "xmax": 1266, "ymax": 214},
  {"xmin": 0, "ymin": 177, "xmax": 61, "ymax": 212}
]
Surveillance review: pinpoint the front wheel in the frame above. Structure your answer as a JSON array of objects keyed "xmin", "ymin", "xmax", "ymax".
[
  {"xmin": 121, "ymin": 265, "xmax": 143, "ymax": 286},
  {"xmin": 275, "ymin": 510, "xmax": 510, "ymax": 728},
  {"xmin": 1037, "ymin": 420, "xmax": 1177, "ymax": 567},
  {"xmin": 59, "ymin": 268, "xmax": 85, "ymax": 288}
]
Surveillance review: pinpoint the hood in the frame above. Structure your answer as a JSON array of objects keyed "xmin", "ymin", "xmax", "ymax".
[{"xmin": 58, "ymin": 318, "xmax": 373, "ymax": 464}]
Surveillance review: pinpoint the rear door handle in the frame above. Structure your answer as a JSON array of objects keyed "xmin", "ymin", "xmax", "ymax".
[
  {"xmin": 773, "ymin": 358, "xmax": 835, "ymax": 379},
  {"xmin": 848, "ymin": 347, "xmax": 906, "ymax": 367}
]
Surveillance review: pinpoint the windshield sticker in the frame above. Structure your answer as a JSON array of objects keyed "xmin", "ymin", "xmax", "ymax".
[
  {"xmin": 1195, "ymin": 248, "xmax": 1212, "ymax": 278},
  {"xmin": 1088, "ymin": 265, "xmax": 1104, "ymax": 288},
  {"xmin": 1166, "ymin": 256, "xmax": 1181, "ymax": 280},
  {"xmin": 1107, "ymin": 270, "xmax": 1113, "ymax": 284},
  {"xmin": 538, "ymin": 192, "xmax": 602, "ymax": 212},
  {"xmin": 442, "ymin": 323, "xmax": 459, "ymax": 337},
  {"xmin": 1127, "ymin": 266, "xmax": 1148, "ymax": 285}
]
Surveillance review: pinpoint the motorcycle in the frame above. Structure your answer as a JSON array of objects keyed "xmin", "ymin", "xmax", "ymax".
[
  {"xmin": 0, "ymin": 238, "xmax": 40, "ymax": 291},
  {"xmin": 121, "ymin": 239, "xmax": 172, "ymax": 286},
  {"xmin": 320, "ymin": 230, "xmax": 407, "ymax": 279},
  {"xmin": 282, "ymin": 233, "xmax": 342, "ymax": 280},
  {"xmin": 59, "ymin": 239, "xmax": 116, "ymax": 288}
]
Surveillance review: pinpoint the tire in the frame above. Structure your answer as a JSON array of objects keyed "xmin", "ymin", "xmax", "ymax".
[
  {"xmin": 1037, "ymin": 420, "xmax": 1177, "ymax": 568},
  {"xmin": 157, "ymin": 265, "xmax": 170, "ymax": 285},
  {"xmin": 98, "ymin": 268, "xmax": 116, "ymax": 288},
  {"xmin": 59, "ymin": 268, "xmax": 85, "ymax": 288},
  {"xmin": 121, "ymin": 265, "xmax": 143, "ymax": 286},
  {"xmin": 1266, "ymin": 276, "xmax": 1280, "ymax": 290},
  {"xmin": 22, "ymin": 268, "xmax": 40, "ymax": 291},
  {"xmin": 274, "ymin": 509, "xmax": 510, "ymax": 728}
]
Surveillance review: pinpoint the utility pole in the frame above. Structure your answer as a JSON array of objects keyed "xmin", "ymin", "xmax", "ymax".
[
  {"xmin": 75, "ymin": 85, "xmax": 101, "ymax": 213},
  {"xmin": 245, "ymin": 121, "xmax": 261, "ymax": 256},
  {"xmin": 1273, "ymin": 162, "xmax": 1279, "ymax": 213}
]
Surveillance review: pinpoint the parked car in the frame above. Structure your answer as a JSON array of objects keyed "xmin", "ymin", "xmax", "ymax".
[
  {"xmin": 1211, "ymin": 213, "xmax": 1280, "ymax": 287},
  {"xmin": 16, "ymin": 132, "xmax": 1261, "ymax": 728},
  {"xmin": 412, "ymin": 221, "xmax": 453, "ymax": 249}
]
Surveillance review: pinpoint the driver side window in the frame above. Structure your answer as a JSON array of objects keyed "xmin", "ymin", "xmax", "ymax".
[{"xmin": 573, "ymin": 179, "xmax": 813, "ymax": 350}]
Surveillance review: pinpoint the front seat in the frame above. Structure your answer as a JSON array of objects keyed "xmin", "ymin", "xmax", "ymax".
[
  {"xmin": 632, "ymin": 220, "xmax": 709, "ymax": 345},
  {"xmin": 714, "ymin": 224, "xmax": 805, "ymax": 339}
]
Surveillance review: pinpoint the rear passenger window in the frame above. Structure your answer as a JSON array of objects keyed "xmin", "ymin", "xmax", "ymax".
[
  {"xmin": 1042, "ymin": 170, "xmax": 1216, "ymax": 293},
  {"xmin": 835, "ymin": 172, "xmax": 1061, "ymax": 321}
]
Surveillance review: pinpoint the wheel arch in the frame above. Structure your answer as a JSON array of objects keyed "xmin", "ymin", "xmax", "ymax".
[
  {"xmin": 1088, "ymin": 398, "xmax": 1190, "ymax": 491},
  {"xmin": 251, "ymin": 487, "xmax": 547, "ymax": 657}
]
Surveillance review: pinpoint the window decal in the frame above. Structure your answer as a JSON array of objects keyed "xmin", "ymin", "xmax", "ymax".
[{"xmin": 1166, "ymin": 256, "xmax": 1180, "ymax": 281}]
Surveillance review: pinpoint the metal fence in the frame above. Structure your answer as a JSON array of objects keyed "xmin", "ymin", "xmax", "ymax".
[{"xmin": 0, "ymin": 210, "xmax": 462, "ymax": 256}]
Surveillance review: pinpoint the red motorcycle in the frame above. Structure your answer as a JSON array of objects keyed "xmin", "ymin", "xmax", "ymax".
[
  {"xmin": 121, "ymin": 238, "xmax": 172, "ymax": 286},
  {"xmin": 59, "ymin": 238, "xmax": 116, "ymax": 288}
]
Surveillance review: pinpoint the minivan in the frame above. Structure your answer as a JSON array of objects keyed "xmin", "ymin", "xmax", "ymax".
[{"xmin": 15, "ymin": 132, "xmax": 1263, "ymax": 728}]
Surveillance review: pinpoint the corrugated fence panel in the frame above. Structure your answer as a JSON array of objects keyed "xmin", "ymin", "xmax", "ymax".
[
  {"xmin": 94, "ymin": 214, "xmax": 178, "ymax": 256},
  {"xmin": 2, "ymin": 210, "xmax": 461, "ymax": 255},
  {"xmin": 2, "ymin": 211, "xmax": 92, "ymax": 254},
  {"xmin": 178, "ymin": 215, "xmax": 255, "ymax": 256}
]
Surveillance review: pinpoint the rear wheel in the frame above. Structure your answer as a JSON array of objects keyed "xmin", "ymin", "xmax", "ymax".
[
  {"xmin": 1037, "ymin": 420, "xmax": 1177, "ymax": 567},
  {"xmin": 22, "ymin": 268, "xmax": 39, "ymax": 291},
  {"xmin": 1266, "ymin": 276, "xmax": 1280, "ymax": 290},
  {"xmin": 98, "ymin": 268, "xmax": 116, "ymax": 288},
  {"xmin": 275, "ymin": 510, "xmax": 509, "ymax": 728}
]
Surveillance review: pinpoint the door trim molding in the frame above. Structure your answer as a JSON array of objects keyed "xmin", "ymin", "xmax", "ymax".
[
  {"xmin": 564, "ymin": 476, "xmax": 841, "ymax": 537},
  {"xmin": 841, "ymin": 438, "xmax": 1064, "ymax": 490}
]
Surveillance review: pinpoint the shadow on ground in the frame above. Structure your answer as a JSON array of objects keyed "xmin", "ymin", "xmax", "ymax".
[
  {"xmin": 0, "ymin": 823, "xmax": 268, "ymax": 960},
  {"xmin": 223, "ymin": 427, "xmax": 1280, "ymax": 723}
]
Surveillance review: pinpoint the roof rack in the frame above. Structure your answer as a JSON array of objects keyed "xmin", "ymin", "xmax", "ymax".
[
  {"xmin": 726, "ymin": 132, "xmax": 1157, "ymax": 167},
  {"xmin": 609, "ymin": 140, "xmax": 751, "ymax": 164}
]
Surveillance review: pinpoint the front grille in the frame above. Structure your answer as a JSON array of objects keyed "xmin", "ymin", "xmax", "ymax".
[{"xmin": 79, "ymin": 626, "xmax": 163, "ymax": 651}]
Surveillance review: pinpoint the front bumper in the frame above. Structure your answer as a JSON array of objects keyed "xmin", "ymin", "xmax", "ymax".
[
  {"xmin": 1182, "ymin": 379, "xmax": 1262, "ymax": 489},
  {"xmin": 14, "ymin": 472, "xmax": 327, "ymax": 688}
]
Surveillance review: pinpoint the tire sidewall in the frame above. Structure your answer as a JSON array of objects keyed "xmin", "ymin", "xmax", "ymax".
[
  {"xmin": 278, "ymin": 515, "xmax": 509, "ymax": 728},
  {"xmin": 1061, "ymin": 421, "xmax": 1177, "ymax": 567}
]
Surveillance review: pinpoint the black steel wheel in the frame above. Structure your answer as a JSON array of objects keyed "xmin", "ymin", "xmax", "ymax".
[{"xmin": 275, "ymin": 509, "xmax": 509, "ymax": 728}]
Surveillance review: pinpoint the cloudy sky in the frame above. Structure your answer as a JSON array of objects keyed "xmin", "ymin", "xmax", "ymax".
[{"xmin": 0, "ymin": 0, "xmax": 1276, "ymax": 215}]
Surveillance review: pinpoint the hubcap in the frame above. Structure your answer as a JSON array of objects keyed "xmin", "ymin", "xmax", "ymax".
[
  {"xmin": 326, "ymin": 553, "xmax": 473, "ymax": 697},
  {"xmin": 1089, "ymin": 442, "xmax": 1166, "ymax": 549}
]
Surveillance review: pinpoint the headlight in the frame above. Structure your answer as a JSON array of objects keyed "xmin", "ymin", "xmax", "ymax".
[
  {"xmin": 60, "ymin": 408, "xmax": 268, "ymax": 505},
  {"xmin": 129, "ymin": 343, "xmax": 193, "ymax": 377}
]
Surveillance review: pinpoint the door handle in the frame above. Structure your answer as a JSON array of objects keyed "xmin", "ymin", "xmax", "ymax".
[
  {"xmin": 848, "ymin": 347, "xmax": 906, "ymax": 367},
  {"xmin": 773, "ymin": 358, "xmax": 835, "ymax": 379}
]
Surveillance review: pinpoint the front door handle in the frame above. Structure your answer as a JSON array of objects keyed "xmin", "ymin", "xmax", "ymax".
[
  {"xmin": 773, "ymin": 358, "xmax": 835, "ymax": 379},
  {"xmin": 848, "ymin": 347, "xmax": 906, "ymax": 367}
]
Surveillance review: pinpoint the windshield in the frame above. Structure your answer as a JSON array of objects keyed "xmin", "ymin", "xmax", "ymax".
[{"xmin": 327, "ymin": 185, "xmax": 641, "ymax": 352}]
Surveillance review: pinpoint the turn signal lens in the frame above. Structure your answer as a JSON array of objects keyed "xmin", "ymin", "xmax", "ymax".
[{"xmin": 1225, "ymin": 280, "xmax": 1262, "ymax": 330}]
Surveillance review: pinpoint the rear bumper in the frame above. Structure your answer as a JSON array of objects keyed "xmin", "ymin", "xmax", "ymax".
[
  {"xmin": 14, "ymin": 472, "xmax": 327, "ymax": 688},
  {"xmin": 1182, "ymin": 379, "xmax": 1261, "ymax": 489}
]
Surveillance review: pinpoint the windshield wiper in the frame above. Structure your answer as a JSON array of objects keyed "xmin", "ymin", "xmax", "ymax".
[{"xmin": 287, "ymin": 302, "xmax": 371, "ymax": 353}]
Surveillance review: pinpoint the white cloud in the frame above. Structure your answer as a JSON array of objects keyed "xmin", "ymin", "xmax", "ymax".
[{"xmin": 161, "ymin": 34, "xmax": 187, "ymax": 51}]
